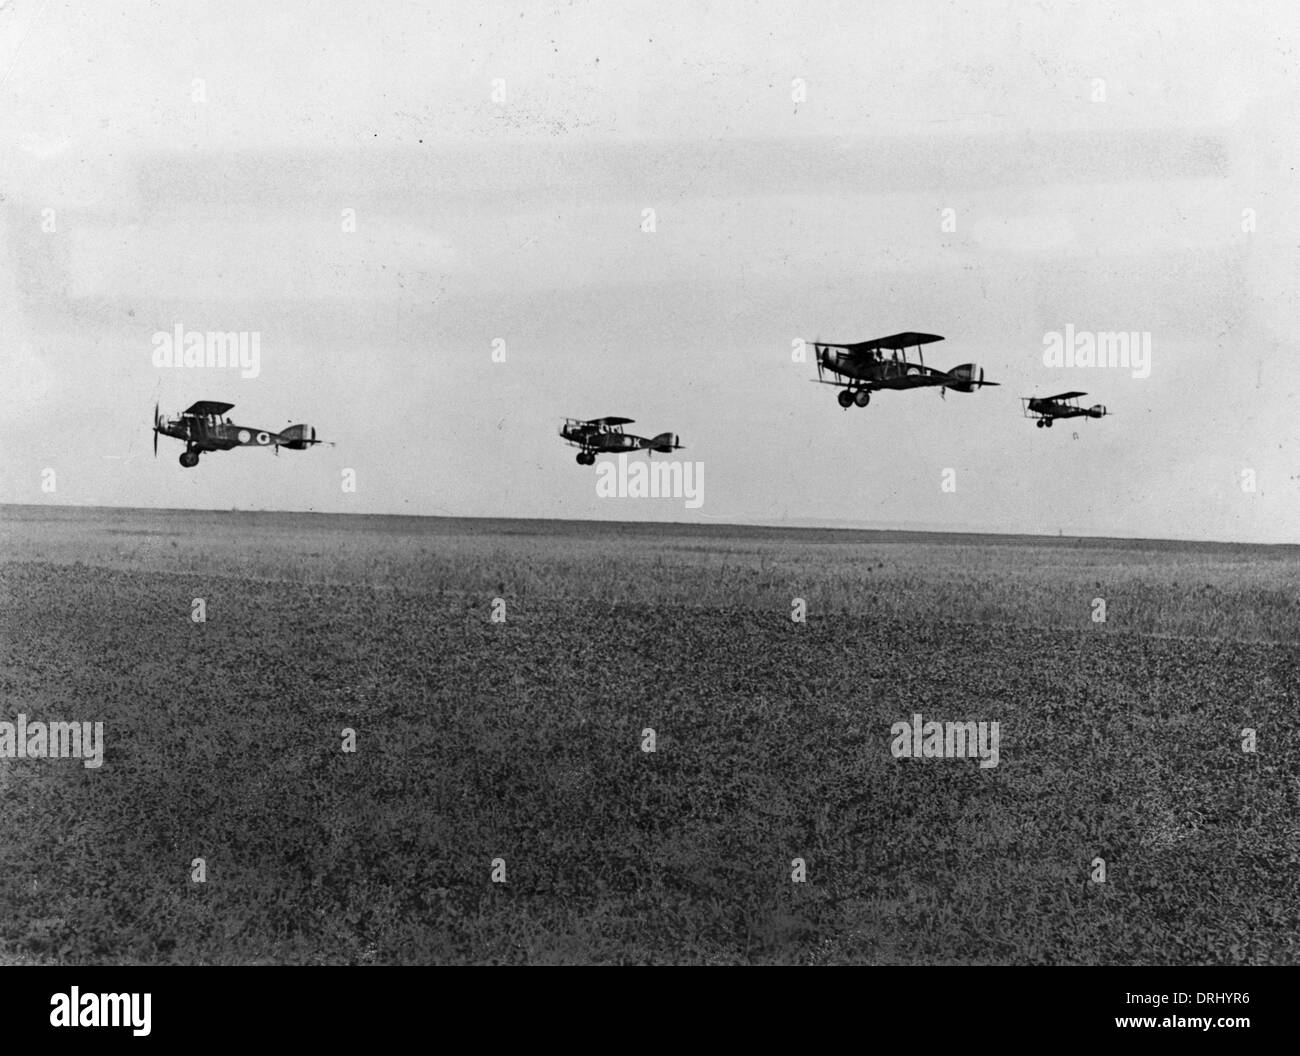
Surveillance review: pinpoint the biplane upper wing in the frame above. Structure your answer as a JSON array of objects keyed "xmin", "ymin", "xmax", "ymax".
[
  {"xmin": 812, "ymin": 332, "xmax": 944, "ymax": 356},
  {"xmin": 184, "ymin": 400, "xmax": 235, "ymax": 417},
  {"xmin": 589, "ymin": 416, "xmax": 634, "ymax": 425},
  {"xmin": 811, "ymin": 331, "xmax": 946, "ymax": 361},
  {"xmin": 845, "ymin": 332, "xmax": 944, "ymax": 352},
  {"xmin": 1039, "ymin": 391, "xmax": 1086, "ymax": 402}
]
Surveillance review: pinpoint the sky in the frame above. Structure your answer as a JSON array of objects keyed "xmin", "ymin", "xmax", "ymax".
[{"xmin": 1, "ymin": 0, "xmax": 1297, "ymax": 542}]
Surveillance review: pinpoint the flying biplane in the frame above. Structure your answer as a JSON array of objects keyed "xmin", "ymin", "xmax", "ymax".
[
  {"xmin": 152, "ymin": 400, "xmax": 330, "ymax": 468},
  {"xmin": 1021, "ymin": 392, "xmax": 1110, "ymax": 428},
  {"xmin": 809, "ymin": 332, "xmax": 999, "ymax": 409},
  {"xmin": 559, "ymin": 417, "xmax": 683, "ymax": 465}
]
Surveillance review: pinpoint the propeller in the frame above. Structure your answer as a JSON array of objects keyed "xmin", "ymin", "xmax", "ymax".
[{"xmin": 153, "ymin": 401, "xmax": 159, "ymax": 457}]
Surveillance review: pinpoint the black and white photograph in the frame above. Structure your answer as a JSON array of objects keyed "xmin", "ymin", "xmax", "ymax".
[{"xmin": 0, "ymin": 0, "xmax": 1296, "ymax": 1000}]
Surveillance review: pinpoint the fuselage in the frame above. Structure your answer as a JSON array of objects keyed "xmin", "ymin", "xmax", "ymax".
[
  {"xmin": 559, "ymin": 424, "xmax": 651, "ymax": 452},
  {"xmin": 1028, "ymin": 400, "xmax": 1106, "ymax": 419},
  {"xmin": 823, "ymin": 348, "xmax": 922, "ymax": 384},
  {"xmin": 159, "ymin": 414, "xmax": 304, "ymax": 451}
]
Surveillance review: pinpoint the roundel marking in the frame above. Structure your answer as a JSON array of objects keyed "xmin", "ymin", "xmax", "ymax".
[
  {"xmin": 256, "ymin": 432, "xmax": 271, "ymax": 445},
  {"xmin": 238, "ymin": 430, "xmax": 251, "ymax": 443}
]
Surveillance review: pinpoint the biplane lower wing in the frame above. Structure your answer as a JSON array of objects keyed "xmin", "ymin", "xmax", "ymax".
[
  {"xmin": 811, "ymin": 367, "xmax": 982, "ymax": 390},
  {"xmin": 810, "ymin": 374, "xmax": 939, "ymax": 390}
]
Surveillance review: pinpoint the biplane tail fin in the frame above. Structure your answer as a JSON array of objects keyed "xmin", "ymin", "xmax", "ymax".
[
  {"xmin": 278, "ymin": 424, "xmax": 327, "ymax": 450},
  {"xmin": 945, "ymin": 363, "xmax": 998, "ymax": 393},
  {"xmin": 650, "ymin": 431, "xmax": 682, "ymax": 453}
]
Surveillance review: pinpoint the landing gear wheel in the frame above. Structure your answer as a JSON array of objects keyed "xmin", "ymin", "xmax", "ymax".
[
  {"xmin": 179, "ymin": 451, "xmax": 199, "ymax": 468},
  {"xmin": 837, "ymin": 390, "xmax": 855, "ymax": 408},
  {"xmin": 1036, "ymin": 419, "xmax": 1044, "ymax": 428},
  {"xmin": 854, "ymin": 390, "xmax": 871, "ymax": 407},
  {"xmin": 1044, "ymin": 419, "xmax": 1053, "ymax": 428},
  {"xmin": 577, "ymin": 451, "xmax": 595, "ymax": 465}
]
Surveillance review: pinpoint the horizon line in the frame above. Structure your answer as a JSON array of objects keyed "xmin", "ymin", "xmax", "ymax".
[{"xmin": 2, "ymin": 501, "xmax": 1293, "ymax": 551}]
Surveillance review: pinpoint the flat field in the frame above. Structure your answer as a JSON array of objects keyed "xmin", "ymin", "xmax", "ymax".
[{"xmin": 1, "ymin": 505, "xmax": 1297, "ymax": 964}]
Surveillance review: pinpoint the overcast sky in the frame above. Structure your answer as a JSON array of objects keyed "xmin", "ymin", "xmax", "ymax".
[{"xmin": 2, "ymin": 0, "xmax": 1297, "ymax": 541}]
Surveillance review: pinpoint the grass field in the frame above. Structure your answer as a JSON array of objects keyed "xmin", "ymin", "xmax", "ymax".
[{"xmin": 1, "ymin": 505, "xmax": 1297, "ymax": 964}]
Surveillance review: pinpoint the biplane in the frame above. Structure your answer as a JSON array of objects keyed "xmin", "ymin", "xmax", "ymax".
[
  {"xmin": 1021, "ymin": 392, "xmax": 1109, "ymax": 428},
  {"xmin": 153, "ymin": 400, "xmax": 330, "ymax": 468},
  {"xmin": 810, "ymin": 332, "xmax": 999, "ymax": 408},
  {"xmin": 559, "ymin": 417, "xmax": 683, "ymax": 465}
]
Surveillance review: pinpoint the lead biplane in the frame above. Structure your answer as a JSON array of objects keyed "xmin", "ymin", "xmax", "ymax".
[
  {"xmin": 1021, "ymin": 392, "xmax": 1110, "ymax": 428},
  {"xmin": 153, "ymin": 400, "xmax": 330, "ymax": 468},
  {"xmin": 809, "ymin": 332, "xmax": 999, "ymax": 409},
  {"xmin": 559, "ymin": 417, "xmax": 683, "ymax": 465}
]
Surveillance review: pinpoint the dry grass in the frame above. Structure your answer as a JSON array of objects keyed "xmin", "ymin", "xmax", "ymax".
[{"xmin": 0, "ymin": 506, "xmax": 1296, "ymax": 964}]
